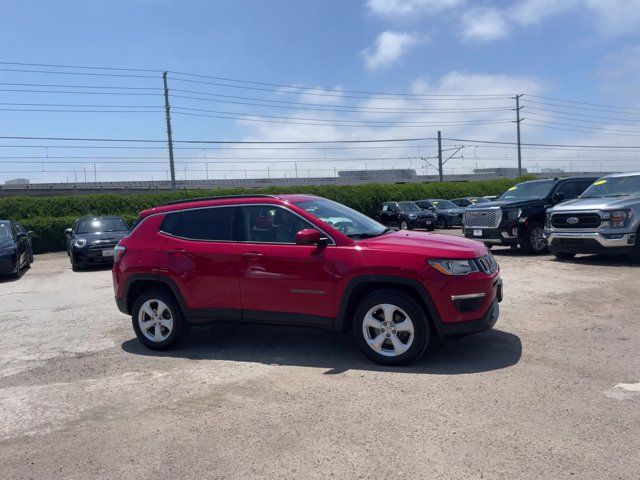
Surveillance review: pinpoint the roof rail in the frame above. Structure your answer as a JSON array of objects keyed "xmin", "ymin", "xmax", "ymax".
[{"xmin": 160, "ymin": 194, "xmax": 277, "ymax": 206}]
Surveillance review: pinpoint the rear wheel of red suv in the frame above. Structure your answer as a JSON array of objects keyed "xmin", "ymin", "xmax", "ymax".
[
  {"xmin": 353, "ymin": 291, "xmax": 431, "ymax": 366},
  {"xmin": 132, "ymin": 290, "xmax": 185, "ymax": 350}
]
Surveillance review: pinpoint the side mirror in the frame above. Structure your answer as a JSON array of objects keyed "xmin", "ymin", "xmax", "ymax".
[
  {"xmin": 27, "ymin": 230, "xmax": 34, "ymax": 236},
  {"xmin": 428, "ymin": 206, "xmax": 436, "ymax": 211},
  {"xmin": 553, "ymin": 192, "xmax": 566, "ymax": 203},
  {"xmin": 65, "ymin": 228, "xmax": 73, "ymax": 236},
  {"xmin": 295, "ymin": 228, "xmax": 324, "ymax": 246}
]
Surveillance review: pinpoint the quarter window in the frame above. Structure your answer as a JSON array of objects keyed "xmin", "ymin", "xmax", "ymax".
[
  {"xmin": 161, "ymin": 207, "xmax": 235, "ymax": 241},
  {"xmin": 242, "ymin": 206, "xmax": 311, "ymax": 244}
]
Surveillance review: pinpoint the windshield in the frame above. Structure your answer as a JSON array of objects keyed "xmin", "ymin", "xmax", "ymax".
[
  {"xmin": 77, "ymin": 218, "xmax": 128, "ymax": 234},
  {"xmin": 473, "ymin": 197, "xmax": 490, "ymax": 203},
  {"xmin": 498, "ymin": 180, "xmax": 555, "ymax": 200},
  {"xmin": 430, "ymin": 199, "xmax": 457, "ymax": 209},
  {"xmin": 581, "ymin": 175, "xmax": 640, "ymax": 198},
  {"xmin": 398, "ymin": 201, "xmax": 420, "ymax": 212},
  {"xmin": 0, "ymin": 221, "xmax": 10, "ymax": 239},
  {"xmin": 295, "ymin": 198, "xmax": 387, "ymax": 238}
]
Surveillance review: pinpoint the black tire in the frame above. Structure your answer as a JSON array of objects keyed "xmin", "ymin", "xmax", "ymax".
[
  {"xmin": 352, "ymin": 291, "xmax": 431, "ymax": 366},
  {"xmin": 427, "ymin": 225, "xmax": 436, "ymax": 232},
  {"xmin": 131, "ymin": 289, "xmax": 186, "ymax": 350},
  {"xmin": 486, "ymin": 244, "xmax": 493, "ymax": 250},
  {"xmin": 629, "ymin": 229, "xmax": 640, "ymax": 264},
  {"xmin": 553, "ymin": 251, "xmax": 576, "ymax": 260},
  {"xmin": 71, "ymin": 254, "xmax": 83, "ymax": 272},
  {"xmin": 521, "ymin": 222, "xmax": 547, "ymax": 254},
  {"xmin": 436, "ymin": 216, "xmax": 447, "ymax": 229},
  {"xmin": 400, "ymin": 220, "xmax": 409, "ymax": 230}
]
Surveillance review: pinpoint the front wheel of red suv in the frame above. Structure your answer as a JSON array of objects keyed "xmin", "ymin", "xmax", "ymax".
[
  {"xmin": 352, "ymin": 291, "xmax": 431, "ymax": 366},
  {"xmin": 132, "ymin": 290, "xmax": 185, "ymax": 350}
]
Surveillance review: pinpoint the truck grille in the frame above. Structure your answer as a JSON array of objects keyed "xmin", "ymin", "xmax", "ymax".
[
  {"xmin": 476, "ymin": 253, "xmax": 498, "ymax": 275},
  {"xmin": 551, "ymin": 213, "xmax": 601, "ymax": 229},
  {"xmin": 464, "ymin": 208, "xmax": 502, "ymax": 228}
]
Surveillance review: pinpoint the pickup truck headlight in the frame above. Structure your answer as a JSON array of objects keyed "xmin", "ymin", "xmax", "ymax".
[
  {"xmin": 428, "ymin": 259, "xmax": 479, "ymax": 275},
  {"xmin": 609, "ymin": 210, "xmax": 629, "ymax": 228},
  {"xmin": 408, "ymin": 214, "xmax": 417, "ymax": 219},
  {"xmin": 73, "ymin": 237, "xmax": 87, "ymax": 248}
]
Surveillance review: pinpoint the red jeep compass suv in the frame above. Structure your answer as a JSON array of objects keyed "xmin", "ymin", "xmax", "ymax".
[{"xmin": 113, "ymin": 194, "xmax": 502, "ymax": 365}]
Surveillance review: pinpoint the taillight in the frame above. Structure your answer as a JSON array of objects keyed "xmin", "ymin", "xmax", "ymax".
[{"xmin": 114, "ymin": 245, "xmax": 126, "ymax": 262}]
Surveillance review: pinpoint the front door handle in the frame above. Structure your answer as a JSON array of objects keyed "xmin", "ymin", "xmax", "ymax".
[
  {"xmin": 167, "ymin": 248, "xmax": 187, "ymax": 255},
  {"xmin": 241, "ymin": 252, "xmax": 264, "ymax": 259}
]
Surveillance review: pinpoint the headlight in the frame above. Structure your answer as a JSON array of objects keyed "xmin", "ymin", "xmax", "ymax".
[
  {"xmin": 428, "ymin": 258, "xmax": 479, "ymax": 275},
  {"xmin": 408, "ymin": 214, "xmax": 417, "ymax": 219},
  {"xmin": 73, "ymin": 237, "xmax": 87, "ymax": 248},
  {"xmin": 503, "ymin": 208, "xmax": 522, "ymax": 221},
  {"xmin": 608, "ymin": 210, "xmax": 629, "ymax": 228}
]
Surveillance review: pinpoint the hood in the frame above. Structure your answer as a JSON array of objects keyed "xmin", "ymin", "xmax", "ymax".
[
  {"xmin": 467, "ymin": 198, "xmax": 544, "ymax": 210},
  {"xmin": 75, "ymin": 230, "xmax": 129, "ymax": 244},
  {"xmin": 549, "ymin": 195, "xmax": 640, "ymax": 212},
  {"xmin": 362, "ymin": 230, "xmax": 488, "ymax": 259}
]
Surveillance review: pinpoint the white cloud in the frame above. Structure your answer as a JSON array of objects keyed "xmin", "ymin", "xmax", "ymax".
[
  {"xmin": 461, "ymin": 8, "xmax": 509, "ymax": 41},
  {"xmin": 584, "ymin": 0, "xmax": 640, "ymax": 36},
  {"xmin": 366, "ymin": 0, "xmax": 466, "ymax": 18},
  {"xmin": 362, "ymin": 31, "xmax": 423, "ymax": 70}
]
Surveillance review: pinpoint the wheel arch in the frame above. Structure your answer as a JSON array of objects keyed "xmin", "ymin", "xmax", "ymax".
[
  {"xmin": 337, "ymin": 275, "xmax": 443, "ymax": 336},
  {"xmin": 123, "ymin": 274, "xmax": 187, "ymax": 316}
]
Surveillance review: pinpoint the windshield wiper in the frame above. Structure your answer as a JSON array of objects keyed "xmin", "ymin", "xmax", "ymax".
[{"xmin": 348, "ymin": 228, "xmax": 391, "ymax": 239}]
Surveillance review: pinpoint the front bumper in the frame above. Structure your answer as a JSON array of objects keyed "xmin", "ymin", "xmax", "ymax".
[
  {"xmin": 438, "ymin": 299, "xmax": 500, "ymax": 338},
  {"xmin": 0, "ymin": 254, "xmax": 17, "ymax": 274},
  {"xmin": 545, "ymin": 230, "xmax": 636, "ymax": 255},
  {"xmin": 443, "ymin": 213, "xmax": 463, "ymax": 226},
  {"xmin": 409, "ymin": 217, "xmax": 436, "ymax": 228},
  {"xmin": 463, "ymin": 224, "xmax": 521, "ymax": 245},
  {"xmin": 72, "ymin": 247, "xmax": 116, "ymax": 266}
]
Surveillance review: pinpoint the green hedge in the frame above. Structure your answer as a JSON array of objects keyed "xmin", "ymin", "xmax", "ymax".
[{"xmin": 1, "ymin": 177, "xmax": 533, "ymax": 254}]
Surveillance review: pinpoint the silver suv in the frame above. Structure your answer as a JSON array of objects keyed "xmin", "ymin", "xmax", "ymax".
[{"xmin": 545, "ymin": 171, "xmax": 640, "ymax": 262}]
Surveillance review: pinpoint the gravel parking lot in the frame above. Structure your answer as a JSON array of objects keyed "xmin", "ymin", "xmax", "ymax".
[{"xmin": 1, "ymin": 235, "xmax": 639, "ymax": 479}]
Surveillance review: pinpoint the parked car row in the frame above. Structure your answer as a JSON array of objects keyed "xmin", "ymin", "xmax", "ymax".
[
  {"xmin": 375, "ymin": 198, "xmax": 470, "ymax": 231},
  {"xmin": 65, "ymin": 216, "xmax": 131, "ymax": 271},
  {"xmin": 0, "ymin": 220, "xmax": 34, "ymax": 277}
]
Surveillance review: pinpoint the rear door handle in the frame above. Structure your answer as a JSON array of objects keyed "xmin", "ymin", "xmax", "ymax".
[
  {"xmin": 241, "ymin": 252, "xmax": 264, "ymax": 259},
  {"xmin": 167, "ymin": 248, "xmax": 187, "ymax": 255}
]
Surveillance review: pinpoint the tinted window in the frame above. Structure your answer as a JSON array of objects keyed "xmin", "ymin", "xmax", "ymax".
[
  {"xmin": 162, "ymin": 207, "xmax": 235, "ymax": 241},
  {"xmin": 242, "ymin": 206, "xmax": 310, "ymax": 243},
  {"xmin": 498, "ymin": 180, "xmax": 555, "ymax": 200},
  {"xmin": 429, "ymin": 199, "xmax": 458, "ymax": 209},
  {"xmin": 415, "ymin": 201, "xmax": 433, "ymax": 209},
  {"xmin": 555, "ymin": 181, "xmax": 582, "ymax": 200},
  {"xmin": 77, "ymin": 218, "xmax": 129, "ymax": 234},
  {"xmin": 398, "ymin": 202, "xmax": 420, "ymax": 212}
]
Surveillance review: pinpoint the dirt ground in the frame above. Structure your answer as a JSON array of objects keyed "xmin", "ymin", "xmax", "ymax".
[{"xmin": 1, "ymin": 236, "xmax": 639, "ymax": 480}]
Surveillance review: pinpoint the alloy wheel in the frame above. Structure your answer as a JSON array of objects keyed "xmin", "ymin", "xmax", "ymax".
[
  {"xmin": 530, "ymin": 227, "xmax": 546, "ymax": 252},
  {"xmin": 138, "ymin": 299, "xmax": 174, "ymax": 342},
  {"xmin": 362, "ymin": 304, "xmax": 415, "ymax": 357}
]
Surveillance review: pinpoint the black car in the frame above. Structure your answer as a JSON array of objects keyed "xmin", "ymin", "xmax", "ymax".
[
  {"xmin": 376, "ymin": 201, "xmax": 437, "ymax": 230},
  {"xmin": 66, "ymin": 216, "xmax": 130, "ymax": 271},
  {"xmin": 451, "ymin": 197, "xmax": 491, "ymax": 207},
  {"xmin": 414, "ymin": 199, "xmax": 465, "ymax": 229},
  {"xmin": 463, "ymin": 176, "xmax": 597, "ymax": 253},
  {"xmin": 0, "ymin": 220, "xmax": 34, "ymax": 277}
]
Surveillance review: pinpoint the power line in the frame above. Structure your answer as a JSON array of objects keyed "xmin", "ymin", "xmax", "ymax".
[
  {"xmin": 0, "ymin": 67, "xmax": 158, "ymax": 79},
  {"xmin": 0, "ymin": 82, "xmax": 160, "ymax": 90},
  {"xmin": 0, "ymin": 61, "xmax": 161, "ymax": 73},
  {"xmin": 523, "ymin": 98, "xmax": 640, "ymax": 115},
  {"xmin": 0, "ymin": 102, "xmax": 162, "ymax": 108},
  {"xmin": 525, "ymin": 94, "xmax": 640, "ymax": 112},
  {"xmin": 167, "ymin": 70, "xmax": 513, "ymax": 99},
  {"xmin": 171, "ymin": 91, "xmax": 512, "ymax": 114}
]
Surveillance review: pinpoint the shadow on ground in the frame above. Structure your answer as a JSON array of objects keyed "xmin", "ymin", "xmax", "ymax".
[{"xmin": 122, "ymin": 324, "xmax": 522, "ymax": 375}]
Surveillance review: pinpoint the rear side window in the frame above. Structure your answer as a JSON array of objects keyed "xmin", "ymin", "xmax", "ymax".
[{"xmin": 161, "ymin": 207, "xmax": 236, "ymax": 241}]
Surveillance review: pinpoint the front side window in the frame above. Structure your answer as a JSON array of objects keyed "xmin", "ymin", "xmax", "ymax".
[
  {"xmin": 554, "ymin": 181, "xmax": 582, "ymax": 200},
  {"xmin": 295, "ymin": 198, "xmax": 388, "ymax": 238},
  {"xmin": 580, "ymin": 175, "xmax": 640, "ymax": 198},
  {"xmin": 162, "ymin": 207, "xmax": 235, "ymax": 241},
  {"xmin": 242, "ymin": 206, "xmax": 311, "ymax": 243},
  {"xmin": 77, "ymin": 218, "xmax": 129, "ymax": 234}
]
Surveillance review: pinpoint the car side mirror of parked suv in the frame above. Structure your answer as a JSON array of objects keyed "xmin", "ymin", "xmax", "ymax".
[
  {"xmin": 552, "ymin": 192, "xmax": 566, "ymax": 204},
  {"xmin": 64, "ymin": 228, "xmax": 73, "ymax": 237},
  {"xmin": 295, "ymin": 228, "xmax": 326, "ymax": 247}
]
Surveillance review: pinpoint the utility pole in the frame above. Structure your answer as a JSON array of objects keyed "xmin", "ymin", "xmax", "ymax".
[
  {"xmin": 437, "ymin": 130, "xmax": 443, "ymax": 182},
  {"xmin": 93, "ymin": 163, "xmax": 97, "ymax": 183},
  {"xmin": 163, "ymin": 71, "xmax": 177, "ymax": 190},
  {"xmin": 515, "ymin": 94, "xmax": 523, "ymax": 176}
]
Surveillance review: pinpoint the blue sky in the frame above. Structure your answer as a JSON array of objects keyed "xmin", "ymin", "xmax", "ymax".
[{"xmin": 1, "ymin": 0, "xmax": 640, "ymax": 182}]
